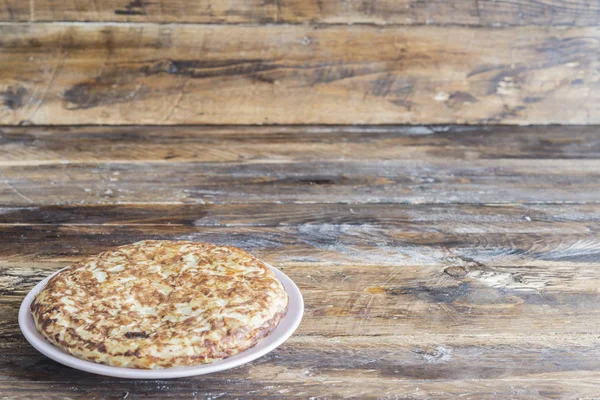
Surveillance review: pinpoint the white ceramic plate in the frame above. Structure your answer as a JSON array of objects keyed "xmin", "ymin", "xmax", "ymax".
[{"xmin": 19, "ymin": 264, "xmax": 303, "ymax": 379}]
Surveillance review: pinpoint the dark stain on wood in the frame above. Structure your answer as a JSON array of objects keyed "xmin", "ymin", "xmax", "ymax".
[
  {"xmin": 293, "ymin": 178, "xmax": 337, "ymax": 185},
  {"xmin": 64, "ymin": 83, "xmax": 125, "ymax": 110},
  {"xmin": 482, "ymin": 105, "xmax": 526, "ymax": 123},
  {"xmin": 63, "ymin": 59, "xmax": 292, "ymax": 109},
  {"xmin": 486, "ymin": 66, "xmax": 527, "ymax": 95},
  {"xmin": 0, "ymin": 86, "xmax": 27, "ymax": 110},
  {"xmin": 447, "ymin": 91, "xmax": 478, "ymax": 107},
  {"xmin": 389, "ymin": 98, "xmax": 413, "ymax": 110},
  {"xmin": 370, "ymin": 77, "xmax": 396, "ymax": 97},
  {"xmin": 387, "ymin": 283, "xmax": 472, "ymax": 304},
  {"xmin": 467, "ymin": 63, "xmax": 508, "ymax": 78},
  {"xmin": 523, "ymin": 96, "xmax": 543, "ymax": 103},
  {"xmin": 115, "ymin": 0, "xmax": 146, "ymax": 16},
  {"xmin": 143, "ymin": 59, "xmax": 280, "ymax": 79},
  {"xmin": 63, "ymin": 76, "xmax": 151, "ymax": 110},
  {"xmin": 266, "ymin": 176, "xmax": 348, "ymax": 186}
]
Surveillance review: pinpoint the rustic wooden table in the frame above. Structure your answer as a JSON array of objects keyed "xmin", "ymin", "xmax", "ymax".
[
  {"xmin": 1, "ymin": 125, "xmax": 600, "ymax": 398},
  {"xmin": 2, "ymin": 0, "xmax": 600, "ymax": 396}
]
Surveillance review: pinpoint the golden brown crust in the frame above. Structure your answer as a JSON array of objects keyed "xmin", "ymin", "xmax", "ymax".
[{"xmin": 30, "ymin": 240, "xmax": 289, "ymax": 369}]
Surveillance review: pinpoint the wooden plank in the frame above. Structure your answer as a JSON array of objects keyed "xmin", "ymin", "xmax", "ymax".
[
  {"xmin": 1, "ymin": 333, "xmax": 600, "ymax": 398},
  {"xmin": 1, "ymin": 128, "xmax": 598, "ymax": 396},
  {"xmin": 4, "ymin": 258, "xmax": 600, "ymax": 337},
  {"xmin": 1, "ymin": 220, "xmax": 600, "ymax": 266},
  {"xmin": 2, "ymin": 204, "xmax": 598, "ymax": 339},
  {"xmin": 1, "ymin": 158, "xmax": 599, "ymax": 205},
  {"xmin": 3, "ymin": 202, "xmax": 599, "ymax": 294},
  {"xmin": 1, "ymin": 343, "xmax": 599, "ymax": 398},
  {"xmin": 1, "ymin": 125, "xmax": 599, "ymax": 205},
  {"xmin": 1, "ymin": 125, "xmax": 598, "ymax": 205},
  {"xmin": 2, "ymin": 260, "xmax": 600, "ymax": 397},
  {"xmin": 2, "ymin": 125, "xmax": 600, "ymax": 165},
  {"xmin": 2, "ymin": 0, "xmax": 600, "ymax": 26},
  {"xmin": 0, "ymin": 375, "xmax": 598, "ymax": 400},
  {"xmin": 1, "ymin": 203, "xmax": 599, "ymax": 229},
  {"xmin": 2, "ymin": 213, "xmax": 600, "ymax": 395},
  {"xmin": 1, "ymin": 24, "xmax": 599, "ymax": 125}
]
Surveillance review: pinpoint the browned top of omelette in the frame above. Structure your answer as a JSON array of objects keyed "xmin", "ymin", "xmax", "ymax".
[{"xmin": 31, "ymin": 240, "xmax": 289, "ymax": 369}]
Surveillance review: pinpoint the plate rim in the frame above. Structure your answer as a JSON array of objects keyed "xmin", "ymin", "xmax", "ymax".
[{"xmin": 18, "ymin": 263, "xmax": 303, "ymax": 379}]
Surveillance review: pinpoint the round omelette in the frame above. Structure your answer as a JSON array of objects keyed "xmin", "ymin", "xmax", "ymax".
[{"xmin": 30, "ymin": 240, "xmax": 289, "ymax": 369}]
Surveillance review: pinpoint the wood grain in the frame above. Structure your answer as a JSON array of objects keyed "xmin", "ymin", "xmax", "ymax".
[
  {"xmin": 2, "ymin": 125, "xmax": 600, "ymax": 397},
  {"xmin": 3, "ymin": 221, "xmax": 600, "ymax": 267},
  {"xmin": 2, "ymin": 247, "xmax": 600, "ymax": 397},
  {"xmin": 3, "ymin": 212, "xmax": 600, "ymax": 337},
  {"xmin": 2, "ymin": 0, "xmax": 600, "ymax": 26},
  {"xmin": 1, "ymin": 125, "xmax": 600, "ymax": 205},
  {"xmin": 2, "ymin": 202, "xmax": 600, "ymax": 229},
  {"xmin": 1, "ymin": 200, "xmax": 600, "ymax": 396},
  {"xmin": 1, "ymin": 24, "xmax": 599, "ymax": 125},
  {"xmin": 1, "ymin": 339, "xmax": 599, "ymax": 399},
  {"xmin": 3, "ymin": 159, "xmax": 600, "ymax": 205},
  {"xmin": 6, "ymin": 256, "xmax": 600, "ymax": 337},
  {"xmin": 2, "ymin": 125, "xmax": 600, "ymax": 165}
]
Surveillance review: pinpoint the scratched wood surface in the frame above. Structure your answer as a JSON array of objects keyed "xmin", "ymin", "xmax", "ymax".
[
  {"xmin": 1, "ymin": 24, "xmax": 600, "ymax": 125},
  {"xmin": 2, "ymin": 0, "xmax": 600, "ymax": 25},
  {"xmin": 1, "ymin": 125, "xmax": 600, "ymax": 399},
  {"xmin": 1, "ymin": 125, "xmax": 599, "ymax": 205}
]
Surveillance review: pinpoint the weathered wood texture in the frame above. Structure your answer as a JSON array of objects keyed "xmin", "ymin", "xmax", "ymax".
[
  {"xmin": 2, "ymin": 202, "xmax": 600, "ymax": 397},
  {"xmin": 2, "ymin": 0, "xmax": 600, "ymax": 26},
  {"xmin": 6, "ymin": 159, "xmax": 600, "ymax": 204},
  {"xmin": 2, "ymin": 201, "xmax": 600, "ymax": 269},
  {"xmin": 2, "ymin": 209, "xmax": 600, "ymax": 396},
  {"xmin": 1, "ymin": 24, "xmax": 599, "ymax": 125},
  {"xmin": 1, "ymin": 125, "xmax": 600, "ymax": 398},
  {"xmin": 1, "ymin": 125, "xmax": 600, "ymax": 205},
  {"xmin": 3, "ymin": 125, "xmax": 600, "ymax": 164}
]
